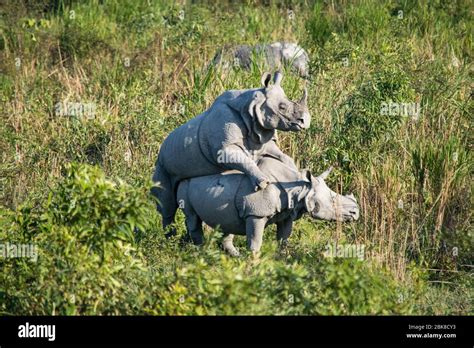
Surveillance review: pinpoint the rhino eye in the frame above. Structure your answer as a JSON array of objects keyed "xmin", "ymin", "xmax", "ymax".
[
  {"xmin": 312, "ymin": 201, "xmax": 320, "ymax": 213},
  {"xmin": 278, "ymin": 103, "xmax": 288, "ymax": 111}
]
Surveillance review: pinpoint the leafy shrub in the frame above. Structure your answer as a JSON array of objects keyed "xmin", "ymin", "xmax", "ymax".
[
  {"xmin": 0, "ymin": 163, "xmax": 153, "ymax": 314},
  {"xmin": 0, "ymin": 164, "xmax": 421, "ymax": 315},
  {"xmin": 322, "ymin": 62, "xmax": 416, "ymax": 185},
  {"xmin": 0, "ymin": 0, "xmax": 471, "ymax": 316}
]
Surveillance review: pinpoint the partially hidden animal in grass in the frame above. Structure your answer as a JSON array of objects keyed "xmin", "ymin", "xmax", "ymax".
[
  {"xmin": 151, "ymin": 71, "xmax": 310, "ymax": 236},
  {"xmin": 176, "ymin": 156, "xmax": 360, "ymax": 256},
  {"xmin": 212, "ymin": 42, "xmax": 310, "ymax": 77}
]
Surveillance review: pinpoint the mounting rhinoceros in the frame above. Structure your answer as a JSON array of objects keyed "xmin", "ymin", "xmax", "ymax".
[
  {"xmin": 212, "ymin": 42, "xmax": 310, "ymax": 78},
  {"xmin": 176, "ymin": 157, "xmax": 360, "ymax": 256},
  {"xmin": 151, "ymin": 71, "xmax": 310, "ymax": 236}
]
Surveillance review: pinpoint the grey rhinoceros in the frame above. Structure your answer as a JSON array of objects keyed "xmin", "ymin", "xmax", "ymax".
[
  {"xmin": 212, "ymin": 42, "xmax": 310, "ymax": 78},
  {"xmin": 151, "ymin": 72, "xmax": 310, "ymax": 236},
  {"xmin": 176, "ymin": 157, "xmax": 360, "ymax": 256}
]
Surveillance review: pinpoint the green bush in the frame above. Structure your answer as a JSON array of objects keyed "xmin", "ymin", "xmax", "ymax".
[
  {"xmin": 0, "ymin": 163, "xmax": 153, "ymax": 314},
  {"xmin": 0, "ymin": 164, "xmax": 421, "ymax": 315},
  {"xmin": 0, "ymin": 0, "xmax": 471, "ymax": 316}
]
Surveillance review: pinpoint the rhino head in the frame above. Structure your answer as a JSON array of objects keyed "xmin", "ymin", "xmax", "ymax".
[
  {"xmin": 302, "ymin": 167, "xmax": 360, "ymax": 222},
  {"xmin": 249, "ymin": 71, "xmax": 311, "ymax": 133}
]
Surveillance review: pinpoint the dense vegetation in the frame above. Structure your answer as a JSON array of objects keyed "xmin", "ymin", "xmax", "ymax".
[{"xmin": 0, "ymin": 0, "xmax": 472, "ymax": 315}]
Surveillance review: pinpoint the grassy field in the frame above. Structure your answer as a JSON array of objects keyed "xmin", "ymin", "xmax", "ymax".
[{"xmin": 0, "ymin": 0, "xmax": 472, "ymax": 315}]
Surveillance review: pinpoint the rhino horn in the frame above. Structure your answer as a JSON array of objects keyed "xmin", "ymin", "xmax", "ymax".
[{"xmin": 318, "ymin": 166, "xmax": 333, "ymax": 180}]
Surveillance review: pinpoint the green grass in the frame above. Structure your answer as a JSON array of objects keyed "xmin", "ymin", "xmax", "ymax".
[{"xmin": 0, "ymin": 0, "xmax": 472, "ymax": 315}]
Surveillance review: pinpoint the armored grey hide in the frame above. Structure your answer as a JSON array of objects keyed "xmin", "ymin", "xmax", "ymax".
[
  {"xmin": 212, "ymin": 42, "xmax": 310, "ymax": 78},
  {"xmin": 151, "ymin": 72, "xmax": 310, "ymax": 236},
  {"xmin": 176, "ymin": 157, "xmax": 360, "ymax": 255}
]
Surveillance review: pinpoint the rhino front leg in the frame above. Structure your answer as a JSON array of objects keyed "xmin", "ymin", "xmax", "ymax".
[
  {"xmin": 245, "ymin": 216, "xmax": 267, "ymax": 255},
  {"xmin": 276, "ymin": 217, "xmax": 293, "ymax": 248},
  {"xmin": 219, "ymin": 145, "xmax": 269, "ymax": 191},
  {"xmin": 222, "ymin": 234, "xmax": 240, "ymax": 257}
]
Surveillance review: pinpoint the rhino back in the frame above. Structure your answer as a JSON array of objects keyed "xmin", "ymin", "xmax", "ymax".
[
  {"xmin": 159, "ymin": 93, "xmax": 253, "ymax": 180},
  {"xmin": 258, "ymin": 156, "xmax": 304, "ymax": 183},
  {"xmin": 187, "ymin": 172, "xmax": 247, "ymax": 234},
  {"xmin": 159, "ymin": 112, "xmax": 219, "ymax": 180},
  {"xmin": 236, "ymin": 179, "xmax": 282, "ymax": 219},
  {"xmin": 234, "ymin": 156, "xmax": 306, "ymax": 219}
]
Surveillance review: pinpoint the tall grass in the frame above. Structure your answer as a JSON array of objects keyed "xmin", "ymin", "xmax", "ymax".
[{"xmin": 0, "ymin": 0, "xmax": 472, "ymax": 314}]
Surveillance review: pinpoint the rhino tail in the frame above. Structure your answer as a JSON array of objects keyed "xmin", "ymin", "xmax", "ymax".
[{"xmin": 151, "ymin": 161, "xmax": 178, "ymax": 218}]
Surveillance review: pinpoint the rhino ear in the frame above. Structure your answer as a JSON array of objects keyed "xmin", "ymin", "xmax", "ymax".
[
  {"xmin": 248, "ymin": 91, "xmax": 268, "ymax": 141},
  {"xmin": 261, "ymin": 72, "xmax": 272, "ymax": 88},
  {"xmin": 300, "ymin": 168, "xmax": 312, "ymax": 182},
  {"xmin": 273, "ymin": 71, "xmax": 283, "ymax": 86},
  {"xmin": 304, "ymin": 191, "xmax": 319, "ymax": 214}
]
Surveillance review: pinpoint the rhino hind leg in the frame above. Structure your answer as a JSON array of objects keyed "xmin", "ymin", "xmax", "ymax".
[
  {"xmin": 183, "ymin": 208, "xmax": 204, "ymax": 245},
  {"xmin": 151, "ymin": 161, "xmax": 179, "ymax": 238},
  {"xmin": 222, "ymin": 234, "xmax": 240, "ymax": 257},
  {"xmin": 176, "ymin": 180, "xmax": 204, "ymax": 245}
]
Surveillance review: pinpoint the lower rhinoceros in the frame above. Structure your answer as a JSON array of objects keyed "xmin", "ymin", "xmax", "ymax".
[
  {"xmin": 151, "ymin": 72, "xmax": 310, "ymax": 236},
  {"xmin": 176, "ymin": 157, "xmax": 360, "ymax": 256}
]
